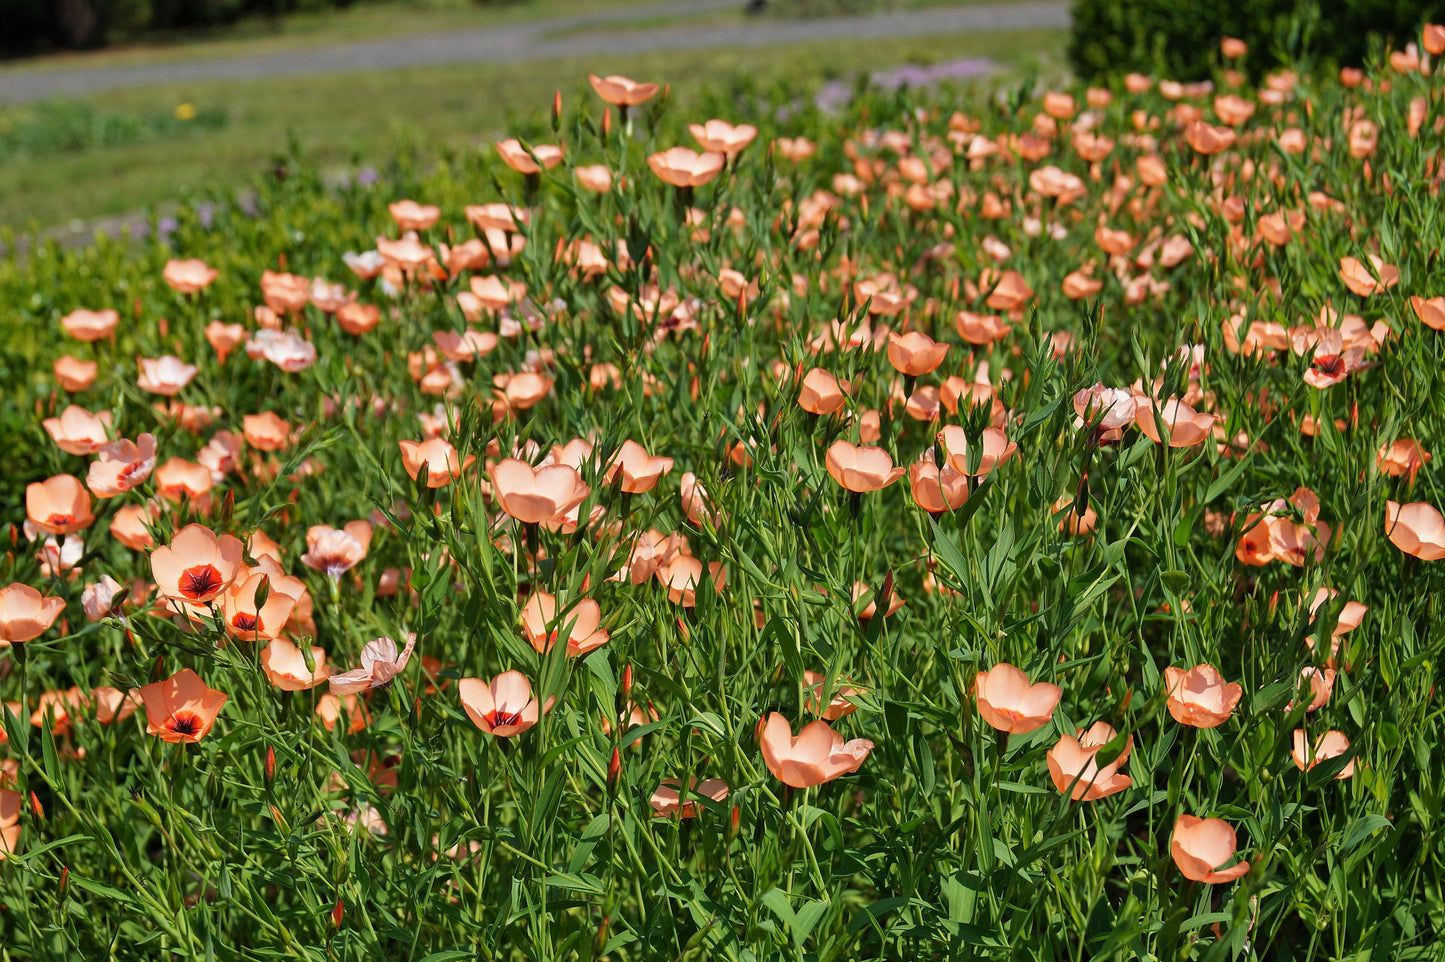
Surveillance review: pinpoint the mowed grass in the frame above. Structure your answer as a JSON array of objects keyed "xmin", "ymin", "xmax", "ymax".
[{"xmin": 0, "ymin": 28, "xmax": 1064, "ymax": 232}]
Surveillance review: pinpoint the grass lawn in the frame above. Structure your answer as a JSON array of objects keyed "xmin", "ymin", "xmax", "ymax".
[{"xmin": 0, "ymin": 27, "xmax": 1064, "ymax": 232}]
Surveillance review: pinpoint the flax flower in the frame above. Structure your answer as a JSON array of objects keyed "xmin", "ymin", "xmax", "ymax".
[
  {"xmin": 650, "ymin": 778, "xmax": 730, "ymax": 818},
  {"xmin": 1385, "ymin": 501, "xmax": 1445, "ymax": 560},
  {"xmin": 0, "ymin": 584, "xmax": 67, "ymax": 644},
  {"xmin": 758, "ymin": 712, "xmax": 873, "ymax": 788},
  {"xmin": 1171, "ymin": 815, "xmax": 1250, "ymax": 883},
  {"xmin": 399, "ymin": 439, "xmax": 475, "ymax": 488},
  {"xmin": 1291, "ymin": 729, "xmax": 1355, "ymax": 778},
  {"xmin": 139, "ymin": 668, "xmax": 228, "ymax": 744},
  {"xmin": 150, "ymin": 524, "xmax": 244, "ymax": 605},
  {"xmin": 825, "ymin": 441, "xmax": 905, "ymax": 492},
  {"xmin": 301, "ymin": 521, "xmax": 373, "ymax": 578},
  {"xmin": 26, "ymin": 474, "xmax": 94, "ymax": 534},
  {"xmin": 1164, "ymin": 664, "xmax": 1241, "ymax": 728},
  {"xmin": 260, "ymin": 638, "xmax": 332, "ymax": 691},
  {"xmin": 521, "ymin": 591, "xmax": 609, "ymax": 657},
  {"xmin": 458, "ymin": 671, "xmax": 553, "ymax": 737},
  {"xmin": 974, "ymin": 664, "xmax": 1061, "ymax": 734},
  {"xmin": 329, "ymin": 634, "xmax": 417, "ymax": 694},
  {"xmin": 1047, "ymin": 722, "xmax": 1133, "ymax": 801},
  {"xmin": 492, "ymin": 459, "xmax": 591, "ymax": 525}
]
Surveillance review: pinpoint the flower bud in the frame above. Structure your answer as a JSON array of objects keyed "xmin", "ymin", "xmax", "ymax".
[
  {"xmin": 332, "ymin": 898, "xmax": 344, "ymax": 929},
  {"xmin": 607, "ymin": 747, "xmax": 621, "ymax": 796}
]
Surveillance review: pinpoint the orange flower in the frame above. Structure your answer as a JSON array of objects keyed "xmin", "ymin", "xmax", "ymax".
[
  {"xmin": 220, "ymin": 565, "xmax": 304, "ymax": 641},
  {"xmin": 316, "ymin": 693, "xmax": 368, "ymax": 733},
  {"xmin": 1339, "ymin": 255, "xmax": 1400, "ymax": 297},
  {"xmin": 937, "ymin": 425, "xmax": 1017, "ymax": 477},
  {"xmin": 139, "ymin": 668, "xmax": 228, "ymax": 744},
  {"xmin": 1221, "ymin": 36, "xmax": 1248, "ymax": 57},
  {"xmin": 1135, "ymin": 397, "xmax": 1216, "ymax": 447},
  {"xmin": 458, "ymin": 671, "xmax": 553, "ymax": 737},
  {"xmin": 803, "ymin": 670, "xmax": 866, "ymax": 720},
  {"xmin": 42, "ymin": 405, "xmax": 112, "ymax": 455},
  {"xmin": 1184, "ymin": 121, "xmax": 1236, "ymax": 155},
  {"xmin": 1290, "ymin": 667, "xmax": 1336, "ymax": 712},
  {"xmin": 399, "ymin": 438, "xmax": 475, "ymax": 488},
  {"xmin": 337, "ymin": 302, "xmax": 381, "ymax": 335},
  {"xmin": 798, "ymin": 367, "xmax": 848, "ymax": 415},
  {"xmin": 0, "ymin": 584, "xmax": 67, "ymax": 644},
  {"xmin": 1164, "ymin": 664, "xmax": 1241, "ymax": 728},
  {"xmin": 137, "ymin": 356, "xmax": 198, "ymax": 396},
  {"xmin": 61, "ymin": 308, "xmax": 119, "ymax": 342},
  {"xmin": 1378, "ymin": 439, "xmax": 1431, "ymax": 479},
  {"xmin": 955, "ymin": 310, "xmax": 1011, "ymax": 345},
  {"xmin": 495, "ymin": 138, "xmax": 564, "ymax": 174},
  {"xmin": 151, "ymin": 524, "xmax": 244, "ymax": 605},
  {"xmin": 1291, "ymin": 729, "xmax": 1354, "ymax": 778},
  {"xmin": 605, "ymin": 440, "xmax": 674, "ymax": 494},
  {"xmin": 886, "ymin": 331, "xmax": 949, "ymax": 377},
  {"xmin": 825, "ymin": 441, "xmax": 905, "ymax": 492},
  {"xmin": 92, "ymin": 686, "xmax": 141, "ymax": 724},
  {"xmin": 647, "ymin": 147, "xmax": 725, "ymax": 188},
  {"xmin": 1047, "ymin": 722, "xmax": 1133, "ymax": 801},
  {"xmin": 0, "ymin": 790, "xmax": 19, "ymax": 858},
  {"xmin": 26, "ymin": 474, "xmax": 94, "ymax": 535},
  {"xmin": 656, "ymin": 556, "xmax": 726, "ymax": 607},
  {"xmin": 1384, "ymin": 500, "xmax": 1445, "ymax": 560},
  {"xmin": 679, "ymin": 472, "xmax": 721, "ymax": 528},
  {"xmin": 54, "ymin": 355, "xmax": 98, "ymax": 391},
  {"xmin": 205, "ymin": 321, "xmax": 247, "ymax": 362},
  {"xmin": 974, "ymin": 663, "xmax": 1060, "ymax": 734},
  {"xmin": 908, "ymin": 455, "xmax": 969, "ymax": 514},
  {"xmin": 259, "ymin": 270, "xmax": 310, "ymax": 314},
  {"xmin": 575, "ymin": 165, "xmax": 613, "ymax": 193},
  {"xmin": 521, "ymin": 591, "xmax": 609, "ymax": 657},
  {"xmin": 588, "ymin": 74, "xmax": 658, "ymax": 106},
  {"xmin": 259, "ymin": 638, "xmax": 332, "ymax": 691},
  {"xmin": 650, "ymin": 778, "xmax": 729, "ymax": 818},
  {"xmin": 301, "ymin": 521, "xmax": 373, "ymax": 577},
  {"xmin": 758, "ymin": 712, "xmax": 873, "ymax": 788},
  {"xmin": 162, "ymin": 258, "xmax": 218, "ymax": 294},
  {"xmin": 491, "ymin": 459, "xmax": 590, "ymax": 524},
  {"xmin": 1410, "ymin": 295, "xmax": 1445, "ymax": 330},
  {"xmin": 689, "ymin": 120, "xmax": 757, "ymax": 155},
  {"xmin": 329, "ymin": 634, "xmax": 417, "ymax": 694},
  {"xmin": 1425, "ymin": 23, "xmax": 1445, "ymax": 55},
  {"xmin": 1171, "ymin": 815, "xmax": 1249, "ymax": 883},
  {"xmin": 387, "ymin": 199, "xmax": 440, "ymax": 231}
]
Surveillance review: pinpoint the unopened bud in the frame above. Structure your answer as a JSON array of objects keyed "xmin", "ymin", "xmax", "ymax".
[
  {"xmin": 551, "ymin": 90, "xmax": 563, "ymax": 130},
  {"xmin": 58, "ymin": 865, "xmax": 69, "ymax": 899},
  {"xmin": 728, "ymin": 805, "xmax": 740, "ymax": 842},
  {"xmin": 265, "ymin": 745, "xmax": 276, "ymax": 786},
  {"xmin": 331, "ymin": 898, "xmax": 344, "ymax": 929},
  {"xmin": 593, "ymin": 915, "xmax": 610, "ymax": 956},
  {"xmin": 621, "ymin": 664, "xmax": 633, "ymax": 700},
  {"xmin": 29, "ymin": 791, "xmax": 43, "ymax": 821},
  {"xmin": 602, "ymin": 108, "xmax": 612, "ymax": 137},
  {"xmin": 607, "ymin": 747, "xmax": 621, "ymax": 795}
]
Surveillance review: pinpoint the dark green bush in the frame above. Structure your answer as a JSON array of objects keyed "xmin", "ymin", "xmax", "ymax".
[{"xmin": 1069, "ymin": 0, "xmax": 1445, "ymax": 81}]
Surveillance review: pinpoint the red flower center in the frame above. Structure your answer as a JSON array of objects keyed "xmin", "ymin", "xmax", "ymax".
[
  {"xmin": 487, "ymin": 710, "xmax": 523, "ymax": 729},
  {"xmin": 46, "ymin": 513, "xmax": 75, "ymax": 527},
  {"xmin": 231, "ymin": 613, "xmax": 261, "ymax": 633},
  {"xmin": 180, "ymin": 564, "xmax": 223, "ymax": 600},
  {"xmin": 1312, "ymin": 355, "xmax": 1345, "ymax": 377},
  {"xmin": 167, "ymin": 712, "xmax": 202, "ymax": 737}
]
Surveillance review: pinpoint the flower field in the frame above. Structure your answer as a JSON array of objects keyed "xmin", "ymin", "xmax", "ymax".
[{"xmin": 1, "ymin": 33, "xmax": 1444, "ymax": 960}]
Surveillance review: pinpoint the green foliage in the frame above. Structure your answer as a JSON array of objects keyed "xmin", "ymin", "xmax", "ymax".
[
  {"xmin": 0, "ymin": 99, "xmax": 228, "ymax": 162},
  {"xmin": 0, "ymin": 48, "xmax": 1442, "ymax": 962},
  {"xmin": 1068, "ymin": 0, "xmax": 1445, "ymax": 81}
]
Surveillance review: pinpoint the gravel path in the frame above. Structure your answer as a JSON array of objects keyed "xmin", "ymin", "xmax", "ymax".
[{"xmin": 0, "ymin": 0, "xmax": 1069, "ymax": 105}]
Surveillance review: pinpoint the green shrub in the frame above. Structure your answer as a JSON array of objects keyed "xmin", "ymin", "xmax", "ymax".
[{"xmin": 1068, "ymin": 0, "xmax": 1445, "ymax": 81}]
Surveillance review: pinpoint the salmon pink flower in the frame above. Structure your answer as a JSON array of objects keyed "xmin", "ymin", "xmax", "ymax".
[
  {"xmin": 657, "ymin": 556, "xmax": 725, "ymax": 607},
  {"xmin": 1339, "ymin": 255, "xmax": 1399, "ymax": 297},
  {"xmin": 151, "ymin": 524, "xmax": 244, "ymax": 605},
  {"xmin": 799, "ymin": 368, "xmax": 848, "ymax": 415},
  {"xmin": 93, "ymin": 686, "xmax": 141, "ymax": 724},
  {"xmin": 1164, "ymin": 664, "xmax": 1241, "ymax": 728},
  {"xmin": 1135, "ymin": 397, "xmax": 1216, "ymax": 447},
  {"xmin": 1409, "ymin": 295, "xmax": 1445, "ymax": 330},
  {"xmin": 1073, "ymin": 384, "xmax": 1136, "ymax": 431},
  {"xmin": 575, "ymin": 165, "xmax": 613, "ymax": 192},
  {"xmin": 42, "ymin": 405, "xmax": 112, "ymax": 455},
  {"xmin": 1378, "ymin": 439, "xmax": 1431, "ymax": 479},
  {"xmin": 588, "ymin": 74, "xmax": 658, "ymax": 106},
  {"xmin": 221, "ymin": 565, "xmax": 304, "ymax": 641},
  {"xmin": 54, "ymin": 355, "xmax": 98, "ymax": 391},
  {"xmin": 301, "ymin": 521, "xmax": 373, "ymax": 578},
  {"xmin": 1047, "ymin": 722, "xmax": 1133, "ymax": 801},
  {"xmin": 260, "ymin": 638, "xmax": 332, "ymax": 691},
  {"xmin": 937, "ymin": 425, "xmax": 1017, "ymax": 477},
  {"xmin": 329, "ymin": 634, "xmax": 417, "ymax": 694},
  {"xmin": 163, "ymin": 258, "xmax": 218, "ymax": 294},
  {"xmin": 61, "ymin": 308, "xmax": 119, "ymax": 341},
  {"xmin": 247, "ymin": 329, "xmax": 317, "ymax": 372},
  {"xmin": 387, "ymin": 199, "xmax": 440, "ymax": 231},
  {"xmin": 886, "ymin": 331, "xmax": 949, "ymax": 377},
  {"xmin": 138, "ymin": 668, "xmax": 227, "ymax": 744},
  {"xmin": 1384, "ymin": 500, "xmax": 1445, "ymax": 560},
  {"xmin": 0, "ymin": 790, "xmax": 19, "ymax": 858},
  {"xmin": 908, "ymin": 455, "xmax": 969, "ymax": 514},
  {"xmin": 316, "ymin": 693, "xmax": 369, "ymax": 733},
  {"xmin": 1291, "ymin": 729, "xmax": 1354, "ymax": 778},
  {"xmin": 137, "ymin": 356, "xmax": 197, "ymax": 396},
  {"xmin": 399, "ymin": 439, "xmax": 475, "ymax": 488},
  {"xmin": 242, "ymin": 412, "xmax": 292, "ymax": 452},
  {"xmin": 650, "ymin": 778, "xmax": 729, "ymax": 818},
  {"xmin": 689, "ymin": 120, "xmax": 757, "ymax": 155},
  {"xmin": 605, "ymin": 440, "xmax": 674, "ymax": 494},
  {"xmin": 260, "ymin": 270, "xmax": 310, "ymax": 314},
  {"xmin": 803, "ymin": 670, "xmax": 866, "ymax": 720},
  {"xmin": 0, "ymin": 584, "xmax": 67, "ymax": 644},
  {"xmin": 521, "ymin": 591, "xmax": 609, "ymax": 657},
  {"xmin": 495, "ymin": 139, "xmax": 564, "ymax": 174},
  {"xmin": 26, "ymin": 474, "xmax": 94, "ymax": 535},
  {"xmin": 648, "ymin": 147, "xmax": 725, "ymax": 187},
  {"xmin": 491, "ymin": 459, "xmax": 590, "ymax": 525},
  {"xmin": 974, "ymin": 663, "xmax": 1061, "ymax": 734},
  {"xmin": 1171, "ymin": 815, "xmax": 1250, "ymax": 883},
  {"xmin": 825, "ymin": 441, "xmax": 905, "ymax": 492},
  {"xmin": 458, "ymin": 671, "xmax": 553, "ymax": 737},
  {"xmin": 758, "ymin": 712, "xmax": 873, "ymax": 788}
]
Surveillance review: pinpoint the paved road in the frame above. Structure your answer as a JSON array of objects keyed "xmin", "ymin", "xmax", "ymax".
[{"xmin": 0, "ymin": 0, "xmax": 1069, "ymax": 104}]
